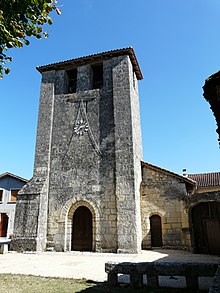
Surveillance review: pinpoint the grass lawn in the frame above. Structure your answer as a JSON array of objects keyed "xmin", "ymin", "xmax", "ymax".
[{"xmin": 0, "ymin": 274, "xmax": 207, "ymax": 293}]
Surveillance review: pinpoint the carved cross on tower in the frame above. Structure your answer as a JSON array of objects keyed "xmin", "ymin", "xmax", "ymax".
[
  {"xmin": 65, "ymin": 92, "xmax": 101, "ymax": 155},
  {"xmin": 74, "ymin": 99, "xmax": 90, "ymax": 136}
]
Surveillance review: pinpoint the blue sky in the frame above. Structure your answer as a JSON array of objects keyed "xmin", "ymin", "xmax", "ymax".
[{"xmin": 1, "ymin": 0, "xmax": 220, "ymax": 179}]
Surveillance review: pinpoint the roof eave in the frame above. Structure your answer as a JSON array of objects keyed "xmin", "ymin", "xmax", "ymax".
[
  {"xmin": 0, "ymin": 172, "xmax": 28, "ymax": 183},
  {"xmin": 141, "ymin": 161, "xmax": 196, "ymax": 187},
  {"xmin": 36, "ymin": 47, "xmax": 143, "ymax": 80}
]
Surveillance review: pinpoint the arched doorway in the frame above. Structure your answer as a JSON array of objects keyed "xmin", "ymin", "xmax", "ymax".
[
  {"xmin": 150, "ymin": 215, "xmax": 162, "ymax": 247},
  {"xmin": 72, "ymin": 206, "xmax": 92, "ymax": 251},
  {"xmin": 0, "ymin": 213, "xmax": 8, "ymax": 237},
  {"xmin": 191, "ymin": 202, "xmax": 220, "ymax": 255}
]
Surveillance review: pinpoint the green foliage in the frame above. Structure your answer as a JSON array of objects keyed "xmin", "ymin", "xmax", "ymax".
[{"xmin": 0, "ymin": 0, "xmax": 61, "ymax": 78}]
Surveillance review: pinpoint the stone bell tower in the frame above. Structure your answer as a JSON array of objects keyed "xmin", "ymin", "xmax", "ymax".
[{"xmin": 13, "ymin": 48, "xmax": 143, "ymax": 253}]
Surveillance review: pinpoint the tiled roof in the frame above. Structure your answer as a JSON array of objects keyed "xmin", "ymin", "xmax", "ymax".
[
  {"xmin": 37, "ymin": 47, "xmax": 143, "ymax": 80},
  {"xmin": 188, "ymin": 172, "xmax": 220, "ymax": 187}
]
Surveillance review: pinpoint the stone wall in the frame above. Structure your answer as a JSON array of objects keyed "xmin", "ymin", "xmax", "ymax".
[
  {"xmin": 141, "ymin": 164, "xmax": 191, "ymax": 250},
  {"xmin": 46, "ymin": 61, "xmax": 117, "ymax": 252},
  {"xmin": 112, "ymin": 56, "xmax": 142, "ymax": 253},
  {"xmin": 13, "ymin": 193, "xmax": 40, "ymax": 251},
  {"xmin": 13, "ymin": 71, "xmax": 55, "ymax": 252}
]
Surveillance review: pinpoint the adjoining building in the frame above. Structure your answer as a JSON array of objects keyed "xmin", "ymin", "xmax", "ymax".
[
  {"xmin": 12, "ymin": 48, "xmax": 220, "ymax": 255},
  {"xmin": 0, "ymin": 172, "xmax": 27, "ymax": 239},
  {"xmin": 141, "ymin": 163, "xmax": 195, "ymax": 251},
  {"xmin": 187, "ymin": 172, "xmax": 220, "ymax": 255}
]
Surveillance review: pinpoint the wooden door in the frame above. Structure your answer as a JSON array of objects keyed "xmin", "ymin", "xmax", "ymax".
[
  {"xmin": 205, "ymin": 219, "xmax": 220, "ymax": 255},
  {"xmin": 192, "ymin": 202, "xmax": 220, "ymax": 255},
  {"xmin": 0, "ymin": 213, "xmax": 8, "ymax": 237},
  {"xmin": 150, "ymin": 215, "xmax": 162, "ymax": 247},
  {"xmin": 72, "ymin": 206, "xmax": 92, "ymax": 251}
]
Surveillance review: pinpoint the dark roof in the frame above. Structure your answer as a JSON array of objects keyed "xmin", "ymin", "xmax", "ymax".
[
  {"xmin": 142, "ymin": 161, "xmax": 196, "ymax": 186},
  {"xmin": 37, "ymin": 47, "xmax": 143, "ymax": 80},
  {"xmin": 188, "ymin": 172, "xmax": 220, "ymax": 187},
  {"xmin": 0, "ymin": 172, "xmax": 28, "ymax": 183}
]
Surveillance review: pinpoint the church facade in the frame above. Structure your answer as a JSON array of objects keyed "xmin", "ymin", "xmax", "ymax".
[{"xmin": 13, "ymin": 48, "xmax": 220, "ymax": 255}]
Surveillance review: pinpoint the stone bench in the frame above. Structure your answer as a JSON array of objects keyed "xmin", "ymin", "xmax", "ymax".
[
  {"xmin": 209, "ymin": 265, "xmax": 220, "ymax": 293},
  {"xmin": 0, "ymin": 240, "xmax": 11, "ymax": 254},
  {"xmin": 105, "ymin": 261, "xmax": 219, "ymax": 290}
]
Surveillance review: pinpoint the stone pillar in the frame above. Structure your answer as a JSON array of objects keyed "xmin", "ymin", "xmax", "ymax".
[
  {"xmin": 77, "ymin": 65, "xmax": 92, "ymax": 91},
  {"xmin": 13, "ymin": 71, "xmax": 56, "ymax": 252},
  {"xmin": 112, "ymin": 55, "xmax": 142, "ymax": 253}
]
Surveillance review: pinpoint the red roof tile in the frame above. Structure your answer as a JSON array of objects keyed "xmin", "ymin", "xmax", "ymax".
[{"xmin": 188, "ymin": 172, "xmax": 220, "ymax": 187}]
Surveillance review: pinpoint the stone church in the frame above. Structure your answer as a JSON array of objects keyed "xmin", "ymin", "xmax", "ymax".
[{"xmin": 13, "ymin": 48, "xmax": 220, "ymax": 255}]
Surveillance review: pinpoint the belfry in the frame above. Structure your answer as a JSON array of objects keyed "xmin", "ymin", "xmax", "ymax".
[{"xmin": 13, "ymin": 48, "xmax": 143, "ymax": 253}]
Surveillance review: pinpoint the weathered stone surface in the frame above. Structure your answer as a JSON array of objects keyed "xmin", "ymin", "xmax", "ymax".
[
  {"xmin": 13, "ymin": 50, "xmax": 143, "ymax": 253},
  {"xmin": 141, "ymin": 163, "xmax": 191, "ymax": 250},
  {"xmin": 105, "ymin": 261, "xmax": 219, "ymax": 289}
]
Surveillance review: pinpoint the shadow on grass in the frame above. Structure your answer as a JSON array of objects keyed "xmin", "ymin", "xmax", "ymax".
[
  {"xmin": 0, "ymin": 274, "xmax": 208, "ymax": 293},
  {"xmin": 75, "ymin": 280, "xmax": 208, "ymax": 293}
]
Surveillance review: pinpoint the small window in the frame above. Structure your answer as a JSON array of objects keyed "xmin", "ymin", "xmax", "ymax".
[
  {"xmin": 10, "ymin": 189, "xmax": 19, "ymax": 202},
  {"xmin": 67, "ymin": 68, "xmax": 77, "ymax": 93},
  {"xmin": 91, "ymin": 63, "xmax": 103, "ymax": 89},
  {"xmin": 0, "ymin": 190, "xmax": 3, "ymax": 202}
]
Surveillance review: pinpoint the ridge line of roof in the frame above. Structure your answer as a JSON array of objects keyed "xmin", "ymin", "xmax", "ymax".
[
  {"xmin": 0, "ymin": 172, "xmax": 28, "ymax": 183},
  {"xmin": 141, "ymin": 161, "xmax": 196, "ymax": 185},
  {"xmin": 36, "ymin": 47, "xmax": 143, "ymax": 80},
  {"xmin": 188, "ymin": 171, "xmax": 220, "ymax": 176}
]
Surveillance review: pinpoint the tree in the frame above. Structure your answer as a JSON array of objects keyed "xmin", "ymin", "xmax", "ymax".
[{"xmin": 0, "ymin": 0, "xmax": 61, "ymax": 78}]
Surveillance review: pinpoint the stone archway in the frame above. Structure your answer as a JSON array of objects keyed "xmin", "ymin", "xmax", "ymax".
[
  {"xmin": 191, "ymin": 201, "xmax": 220, "ymax": 255},
  {"xmin": 60, "ymin": 199, "xmax": 100, "ymax": 252}
]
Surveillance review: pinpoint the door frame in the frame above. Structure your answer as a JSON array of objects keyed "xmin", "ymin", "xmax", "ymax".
[
  {"xmin": 150, "ymin": 214, "xmax": 163, "ymax": 247},
  {"xmin": 71, "ymin": 206, "xmax": 93, "ymax": 251},
  {"xmin": 64, "ymin": 200, "xmax": 99, "ymax": 252}
]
